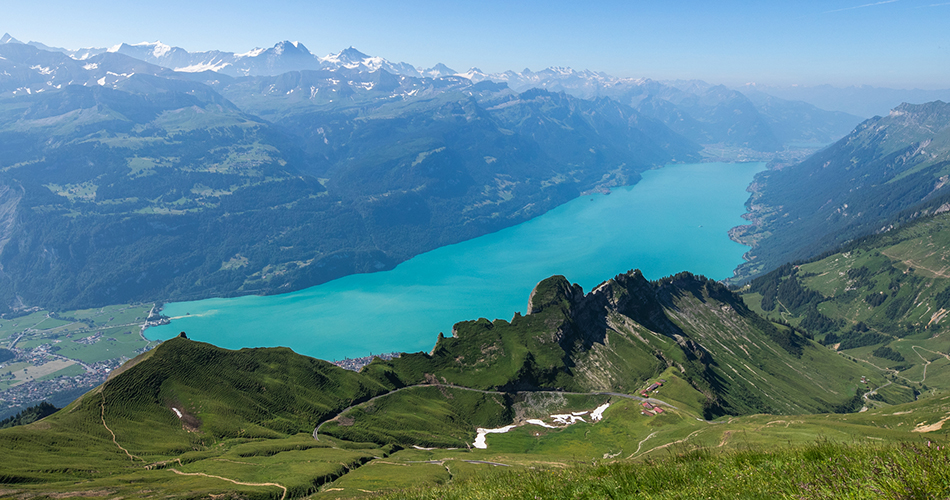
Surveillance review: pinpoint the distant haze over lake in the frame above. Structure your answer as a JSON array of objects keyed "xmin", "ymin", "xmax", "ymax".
[{"xmin": 148, "ymin": 162, "xmax": 766, "ymax": 360}]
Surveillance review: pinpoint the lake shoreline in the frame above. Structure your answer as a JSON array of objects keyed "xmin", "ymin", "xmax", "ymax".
[{"xmin": 147, "ymin": 162, "xmax": 767, "ymax": 361}]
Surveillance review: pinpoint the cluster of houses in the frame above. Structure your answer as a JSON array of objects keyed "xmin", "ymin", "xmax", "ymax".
[
  {"xmin": 639, "ymin": 379, "xmax": 666, "ymax": 416},
  {"xmin": 640, "ymin": 379, "xmax": 665, "ymax": 398},
  {"xmin": 332, "ymin": 352, "xmax": 400, "ymax": 371},
  {"xmin": 641, "ymin": 401, "xmax": 664, "ymax": 416}
]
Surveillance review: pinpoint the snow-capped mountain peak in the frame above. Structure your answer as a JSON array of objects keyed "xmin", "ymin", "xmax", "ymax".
[
  {"xmin": 130, "ymin": 41, "xmax": 172, "ymax": 59},
  {"xmin": 320, "ymin": 46, "xmax": 371, "ymax": 65},
  {"xmin": 235, "ymin": 47, "xmax": 266, "ymax": 58},
  {"xmin": 420, "ymin": 63, "xmax": 457, "ymax": 78},
  {"xmin": 272, "ymin": 40, "xmax": 311, "ymax": 56},
  {"xmin": 456, "ymin": 67, "xmax": 488, "ymax": 81},
  {"xmin": 315, "ymin": 47, "xmax": 421, "ymax": 77}
]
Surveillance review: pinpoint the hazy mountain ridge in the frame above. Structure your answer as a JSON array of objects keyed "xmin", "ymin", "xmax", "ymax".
[
  {"xmin": 2, "ymin": 34, "xmax": 864, "ymax": 152},
  {"xmin": 732, "ymin": 100, "xmax": 950, "ymax": 281},
  {"xmin": 456, "ymin": 67, "xmax": 862, "ymax": 150},
  {"xmin": 2, "ymin": 34, "xmax": 445, "ymax": 80},
  {"xmin": 741, "ymin": 82, "xmax": 950, "ymax": 118}
]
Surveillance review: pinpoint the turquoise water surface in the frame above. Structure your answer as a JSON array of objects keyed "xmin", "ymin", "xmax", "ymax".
[{"xmin": 148, "ymin": 162, "xmax": 765, "ymax": 360}]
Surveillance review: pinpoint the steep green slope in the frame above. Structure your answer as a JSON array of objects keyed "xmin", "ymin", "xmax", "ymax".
[
  {"xmin": 0, "ymin": 336, "xmax": 396, "ymax": 497},
  {"xmin": 734, "ymin": 101, "xmax": 950, "ymax": 280},
  {"xmin": 744, "ymin": 210, "xmax": 950, "ymax": 404},
  {"xmin": 370, "ymin": 270, "xmax": 867, "ymax": 418}
]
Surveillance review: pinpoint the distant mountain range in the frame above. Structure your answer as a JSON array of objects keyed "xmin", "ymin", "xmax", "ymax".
[
  {"xmin": 1, "ymin": 33, "xmax": 865, "ymax": 151},
  {"xmin": 1, "ymin": 33, "xmax": 948, "ymax": 314},
  {"xmin": 2, "ymin": 34, "xmax": 446, "ymax": 79},
  {"xmin": 5, "ymin": 33, "xmax": 948, "ymax": 119}
]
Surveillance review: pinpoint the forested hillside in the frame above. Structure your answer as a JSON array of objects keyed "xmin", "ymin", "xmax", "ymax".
[
  {"xmin": 733, "ymin": 101, "xmax": 950, "ymax": 280},
  {"xmin": 743, "ymin": 210, "xmax": 950, "ymax": 405}
]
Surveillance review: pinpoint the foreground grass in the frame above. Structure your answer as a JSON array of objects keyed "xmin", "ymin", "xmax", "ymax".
[{"xmin": 379, "ymin": 440, "xmax": 950, "ymax": 500}]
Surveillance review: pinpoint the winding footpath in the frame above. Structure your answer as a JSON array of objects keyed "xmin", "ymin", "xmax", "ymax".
[
  {"xmin": 98, "ymin": 389, "xmax": 288, "ymax": 500},
  {"xmin": 167, "ymin": 469, "xmax": 287, "ymax": 500}
]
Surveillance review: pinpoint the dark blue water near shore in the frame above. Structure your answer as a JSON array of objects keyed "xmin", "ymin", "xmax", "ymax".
[{"xmin": 148, "ymin": 162, "xmax": 765, "ymax": 361}]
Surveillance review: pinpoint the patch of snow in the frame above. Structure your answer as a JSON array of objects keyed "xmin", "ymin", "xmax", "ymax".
[
  {"xmin": 526, "ymin": 419, "xmax": 557, "ymax": 429},
  {"xmin": 175, "ymin": 61, "xmax": 231, "ymax": 73},
  {"xmin": 107, "ymin": 44, "xmax": 122, "ymax": 53},
  {"xmin": 97, "ymin": 76, "xmax": 106, "ymax": 86},
  {"xmin": 473, "ymin": 425, "xmax": 517, "ymax": 449},
  {"xmin": 153, "ymin": 42, "xmax": 170, "ymax": 58},
  {"xmin": 552, "ymin": 414, "xmax": 586, "ymax": 425},
  {"xmin": 30, "ymin": 65, "xmax": 53, "ymax": 75},
  {"xmin": 236, "ymin": 47, "xmax": 266, "ymax": 58},
  {"xmin": 591, "ymin": 403, "xmax": 610, "ymax": 422},
  {"xmin": 129, "ymin": 41, "xmax": 171, "ymax": 58},
  {"xmin": 363, "ymin": 56, "xmax": 384, "ymax": 71},
  {"xmin": 83, "ymin": 63, "xmax": 98, "ymax": 70}
]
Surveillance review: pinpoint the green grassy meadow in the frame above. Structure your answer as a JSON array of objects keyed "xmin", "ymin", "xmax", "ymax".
[
  {"xmin": 4, "ymin": 257, "xmax": 950, "ymax": 497},
  {"xmin": 0, "ymin": 336, "xmax": 948, "ymax": 498}
]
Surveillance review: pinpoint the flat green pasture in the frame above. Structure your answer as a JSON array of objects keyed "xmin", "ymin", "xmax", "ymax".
[
  {"xmin": 54, "ymin": 327, "xmax": 149, "ymax": 363},
  {"xmin": 0, "ymin": 311, "xmax": 52, "ymax": 342},
  {"xmin": 68, "ymin": 304, "xmax": 152, "ymax": 327}
]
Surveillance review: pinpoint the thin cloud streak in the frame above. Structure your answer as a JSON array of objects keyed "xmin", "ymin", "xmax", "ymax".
[{"xmin": 824, "ymin": 0, "xmax": 899, "ymax": 13}]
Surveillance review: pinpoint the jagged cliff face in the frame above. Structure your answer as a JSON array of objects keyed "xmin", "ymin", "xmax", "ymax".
[{"xmin": 384, "ymin": 270, "xmax": 866, "ymax": 418}]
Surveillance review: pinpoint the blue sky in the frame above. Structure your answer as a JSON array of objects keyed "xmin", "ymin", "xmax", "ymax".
[{"xmin": 2, "ymin": 0, "xmax": 948, "ymax": 88}]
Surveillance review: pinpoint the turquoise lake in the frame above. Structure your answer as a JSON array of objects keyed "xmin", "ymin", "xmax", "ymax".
[{"xmin": 148, "ymin": 162, "xmax": 765, "ymax": 361}]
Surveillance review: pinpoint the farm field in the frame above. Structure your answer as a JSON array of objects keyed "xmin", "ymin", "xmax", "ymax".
[{"xmin": 0, "ymin": 303, "xmax": 158, "ymax": 417}]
